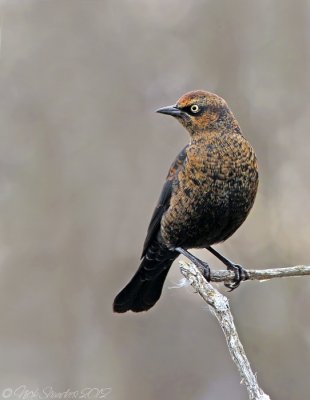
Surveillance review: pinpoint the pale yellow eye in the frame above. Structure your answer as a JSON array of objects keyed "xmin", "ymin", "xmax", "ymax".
[{"xmin": 190, "ymin": 104, "xmax": 199, "ymax": 113}]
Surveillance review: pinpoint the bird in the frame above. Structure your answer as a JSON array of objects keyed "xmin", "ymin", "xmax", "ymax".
[{"xmin": 113, "ymin": 90, "xmax": 259, "ymax": 313}]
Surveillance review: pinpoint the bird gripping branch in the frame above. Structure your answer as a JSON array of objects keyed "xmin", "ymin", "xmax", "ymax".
[{"xmin": 113, "ymin": 90, "xmax": 259, "ymax": 313}]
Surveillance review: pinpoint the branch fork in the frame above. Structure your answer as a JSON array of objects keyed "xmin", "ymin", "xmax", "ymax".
[{"xmin": 178, "ymin": 260, "xmax": 305, "ymax": 400}]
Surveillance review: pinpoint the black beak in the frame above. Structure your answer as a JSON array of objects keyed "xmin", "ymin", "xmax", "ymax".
[{"xmin": 156, "ymin": 104, "xmax": 182, "ymax": 117}]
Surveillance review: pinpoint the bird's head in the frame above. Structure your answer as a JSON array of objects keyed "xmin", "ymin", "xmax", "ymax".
[{"xmin": 156, "ymin": 90, "xmax": 238, "ymax": 136}]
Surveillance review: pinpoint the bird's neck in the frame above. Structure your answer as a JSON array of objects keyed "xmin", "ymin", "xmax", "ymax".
[{"xmin": 190, "ymin": 125, "xmax": 241, "ymax": 145}]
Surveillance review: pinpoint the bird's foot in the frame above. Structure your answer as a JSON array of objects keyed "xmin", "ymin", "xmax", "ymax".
[
  {"xmin": 174, "ymin": 247, "xmax": 211, "ymax": 281},
  {"xmin": 224, "ymin": 263, "xmax": 249, "ymax": 291},
  {"xmin": 195, "ymin": 259, "xmax": 211, "ymax": 282},
  {"xmin": 205, "ymin": 246, "xmax": 249, "ymax": 291}
]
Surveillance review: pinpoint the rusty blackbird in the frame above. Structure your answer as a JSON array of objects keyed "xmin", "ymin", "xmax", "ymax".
[{"xmin": 113, "ymin": 90, "xmax": 258, "ymax": 313}]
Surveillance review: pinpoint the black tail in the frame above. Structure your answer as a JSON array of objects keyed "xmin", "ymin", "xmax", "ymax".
[{"xmin": 113, "ymin": 244, "xmax": 177, "ymax": 313}]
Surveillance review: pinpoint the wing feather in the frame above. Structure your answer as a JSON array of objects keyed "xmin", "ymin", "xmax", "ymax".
[{"xmin": 141, "ymin": 145, "xmax": 188, "ymax": 257}]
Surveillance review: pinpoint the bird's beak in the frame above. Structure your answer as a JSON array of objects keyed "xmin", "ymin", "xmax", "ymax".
[{"xmin": 156, "ymin": 104, "xmax": 182, "ymax": 117}]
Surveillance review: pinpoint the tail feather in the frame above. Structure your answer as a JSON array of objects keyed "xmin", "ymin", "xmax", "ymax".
[{"xmin": 113, "ymin": 246, "xmax": 177, "ymax": 313}]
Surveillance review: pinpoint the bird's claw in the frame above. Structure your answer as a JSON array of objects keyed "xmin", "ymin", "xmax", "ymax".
[
  {"xmin": 174, "ymin": 247, "xmax": 211, "ymax": 281},
  {"xmin": 196, "ymin": 260, "xmax": 211, "ymax": 282},
  {"xmin": 224, "ymin": 263, "xmax": 249, "ymax": 291}
]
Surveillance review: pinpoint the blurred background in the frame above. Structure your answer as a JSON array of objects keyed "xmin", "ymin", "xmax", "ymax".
[{"xmin": 0, "ymin": 1, "xmax": 310, "ymax": 399}]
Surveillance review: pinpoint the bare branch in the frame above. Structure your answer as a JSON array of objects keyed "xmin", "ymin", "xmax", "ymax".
[
  {"xmin": 179, "ymin": 260, "xmax": 271, "ymax": 400},
  {"xmin": 208, "ymin": 265, "xmax": 310, "ymax": 283}
]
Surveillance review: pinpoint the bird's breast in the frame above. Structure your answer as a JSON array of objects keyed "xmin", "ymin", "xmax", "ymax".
[{"xmin": 160, "ymin": 136, "xmax": 258, "ymax": 248}]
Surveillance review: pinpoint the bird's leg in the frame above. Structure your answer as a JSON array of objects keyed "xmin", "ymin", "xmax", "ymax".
[
  {"xmin": 174, "ymin": 247, "xmax": 210, "ymax": 281},
  {"xmin": 206, "ymin": 246, "xmax": 249, "ymax": 291}
]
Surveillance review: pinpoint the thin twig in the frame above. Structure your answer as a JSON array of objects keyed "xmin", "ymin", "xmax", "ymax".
[
  {"xmin": 208, "ymin": 265, "xmax": 310, "ymax": 283},
  {"xmin": 179, "ymin": 260, "xmax": 271, "ymax": 400}
]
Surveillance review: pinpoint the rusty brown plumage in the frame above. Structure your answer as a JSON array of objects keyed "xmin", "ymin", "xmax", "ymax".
[{"xmin": 113, "ymin": 90, "xmax": 259, "ymax": 313}]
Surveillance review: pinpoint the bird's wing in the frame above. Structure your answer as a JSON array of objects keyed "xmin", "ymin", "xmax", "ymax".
[{"xmin": 141, "ymin": 145, "xmax": 188, "ymax": 258}]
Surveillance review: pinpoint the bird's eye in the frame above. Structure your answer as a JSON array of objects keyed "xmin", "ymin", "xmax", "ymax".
[{"xmin": 190, "ymin": 104, "xmax": 199, "ymax": 113}]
